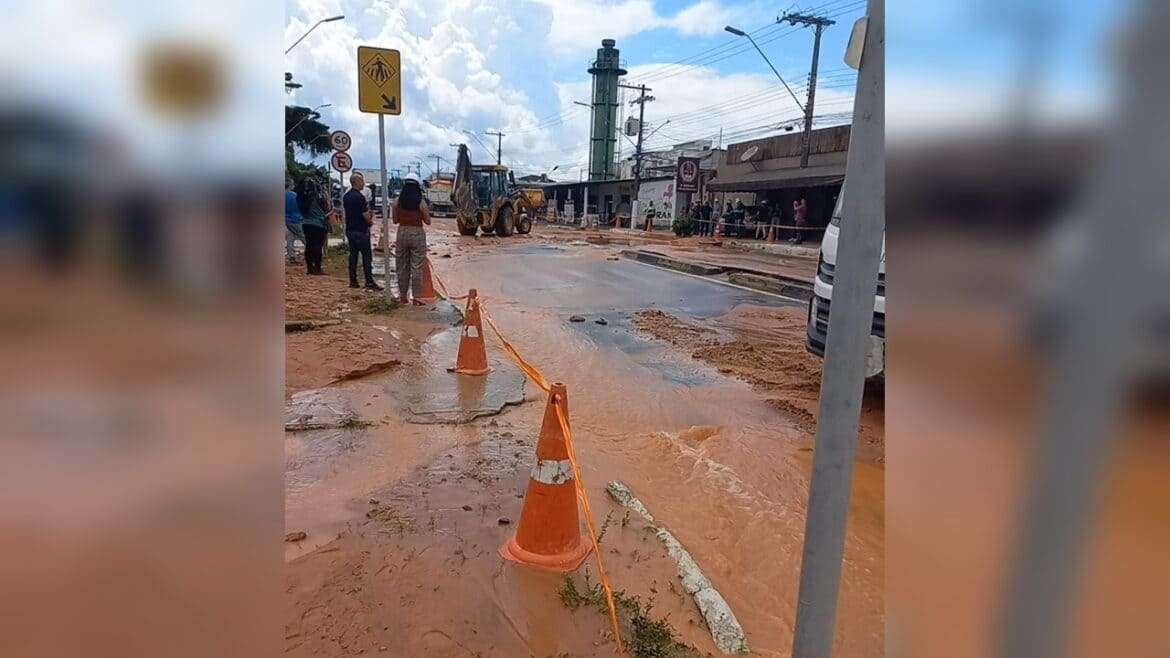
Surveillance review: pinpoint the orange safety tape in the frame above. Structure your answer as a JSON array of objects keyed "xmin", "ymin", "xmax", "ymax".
[
  {"xmin": 480, "ymin": 311, "xmax": 551, "ymax": 394},
  {"xmin": 554, "ymin": 400, "xmax": 625, "ymax": 658},
  {"xmin": 430, "ymin": 266, "xmax": 625, "ymax": 657},
  {"xmin": 430, "ymin": 271, "xmax": 469, "ymax": 302}
]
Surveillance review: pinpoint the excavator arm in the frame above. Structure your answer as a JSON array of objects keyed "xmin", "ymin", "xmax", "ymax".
[{"xmin": 452, "ymin": 144, "xmax": 477, "ymax": 233}]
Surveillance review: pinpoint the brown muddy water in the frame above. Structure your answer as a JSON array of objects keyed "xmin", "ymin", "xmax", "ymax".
[{"xmin": 285, "ymin": 233, "xmax": 883, "ymax": 656}]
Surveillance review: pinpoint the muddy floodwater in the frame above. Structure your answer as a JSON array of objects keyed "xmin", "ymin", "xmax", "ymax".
[{"xmin": 285, "ymin": 227, "xmax": 884, "ymax": 656}]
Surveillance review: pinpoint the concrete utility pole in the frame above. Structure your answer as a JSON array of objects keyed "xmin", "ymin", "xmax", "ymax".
[
  {"xmin": 427, "ymin": 153, "xmax": 442, "ymax": 178},
  {"xmin": 621, "ymin": 83, "xmax": 653, "ymax": 215},
  {"xmin": 781, "ymin": 11, "xmax": 836, "ymax": 168},
  {"xmin": 485, "ymin": 131, "xmax": 505, "ymax": 165},
  {"xmin": 790, "ymin": 1, "xmax": 882, "ymax": 657}
]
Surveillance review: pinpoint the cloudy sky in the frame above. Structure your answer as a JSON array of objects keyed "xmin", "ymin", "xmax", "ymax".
[{"xmin": 285, "ymin": 0, "xmax": 867, "ymax": 180}]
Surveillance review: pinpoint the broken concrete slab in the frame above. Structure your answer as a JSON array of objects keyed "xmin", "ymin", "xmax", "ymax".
[
  {"xmin": 727, "ymin": 272, "xmax": 813, "ymax": 302},
  {"xmin": 606, "ymin": 480, "xmax": 750, "ymax": 654},
  {"xmin": 285, "ymin": 388, "xmax": 358, "ymax": 431}
]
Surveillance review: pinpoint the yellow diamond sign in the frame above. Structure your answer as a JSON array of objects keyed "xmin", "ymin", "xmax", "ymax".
[{"xmin": 357, "ymin": 46, "xmax": 401, "ymax": 115}]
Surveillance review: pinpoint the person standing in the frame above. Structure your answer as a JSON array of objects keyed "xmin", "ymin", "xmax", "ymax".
[
  {"xmin": 791, "ymin": 196, "xmax": 808, "ymax": 245},
  {"xmin": 297, "ymin": 177, "xmax": 330, "ymax": 275},
  {"xmin": 700, "ymin": 200, "xmax": 712, "ymax": 236},
  {"xmin": 754, "ymin": 200, "xmax": 769, "ymax": 239},
  {"xmin": 643, "ymin": 200, "xmax": 656, "ymax": 231},
  {"xmin": 343, "ymin": 172, "xmax": 381, "ymax": 290},
  {"xmin": 393, "ymin": 173, "xmax": 432, "ymax": 305},
  {"xmin": 285, "ymin": 178, "xmax": 304, "ymax": 264}
]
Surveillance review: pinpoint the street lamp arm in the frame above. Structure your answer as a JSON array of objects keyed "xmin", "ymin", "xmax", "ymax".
[
  {"xmin": 725, "ymin": 26, "xmax": 806, "ymax": 113},
  {"xmin": 746, "ymin": 34, "xmax": 806, "ymax": 112},
  {"xmin": 285, "ymin": 103, "xmax": 332, "ymax": 138},
  {"xmin": 644, "ymin": 119, "xmax": 671, "ymax": 141},
  {"xmin": 285, "ymin": 15, "xmax": 345, "ymax": 55}
]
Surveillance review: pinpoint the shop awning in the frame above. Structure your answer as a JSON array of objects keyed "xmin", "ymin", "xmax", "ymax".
[{"xmin": 708, "ymin": 163, "xmax": 845, "ymax": 192}]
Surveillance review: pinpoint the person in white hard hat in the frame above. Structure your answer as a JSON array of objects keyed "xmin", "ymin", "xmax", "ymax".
[{"xmin": 392, "ymin": 173, "xmax": 432, "ymax": 305}]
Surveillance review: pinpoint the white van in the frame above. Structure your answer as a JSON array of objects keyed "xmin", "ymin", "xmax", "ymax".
[{"xmin": 805, "ymin": 193, "xmax": 886, "ymax": 377}]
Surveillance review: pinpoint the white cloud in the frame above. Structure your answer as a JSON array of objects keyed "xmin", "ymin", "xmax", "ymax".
[
  {"xmin": 533, "ymin": 0, "xmax": 768, "ymax": 53},
  {"xmin": 285, "ymin": 0, "xmax": 854, "ymax": 179}
]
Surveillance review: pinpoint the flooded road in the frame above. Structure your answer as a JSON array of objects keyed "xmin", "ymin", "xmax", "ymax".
[{"xmin": 286, "ymin": 229, "xmax": 884, "ymax": 656}]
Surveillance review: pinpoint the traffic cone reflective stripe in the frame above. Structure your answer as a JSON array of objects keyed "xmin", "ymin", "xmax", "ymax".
[
  {"xmin": 448, "ymin": 289, "xmax": 490, "ymax": 376},
  {"xmin": 417, "ymin": 257, "xmax": 438, "ymax": 301},
  {"xmin": 500, "ymin": 383, "xmax": 592, "ymax": 572}
]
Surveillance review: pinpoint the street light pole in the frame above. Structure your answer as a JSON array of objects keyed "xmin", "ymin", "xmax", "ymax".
[{"xmin": 285, "ymin": 15, "xmax": 345, "ymax": 55}]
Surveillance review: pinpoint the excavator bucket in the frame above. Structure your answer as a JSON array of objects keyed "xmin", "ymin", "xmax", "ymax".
[{"xmin": 453, "ymin": 144, "xmax": 477, "ymax": 234}]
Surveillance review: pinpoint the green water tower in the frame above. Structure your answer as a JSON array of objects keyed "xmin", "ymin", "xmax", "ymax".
[{"xmin": 587, "ymin": 39, "xmax": 627, "ymax": 181}]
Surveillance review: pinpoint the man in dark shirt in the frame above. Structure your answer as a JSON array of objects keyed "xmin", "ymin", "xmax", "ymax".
[{"xmin": 343, "ymin": 172, "xmax": 380, "ymax": 290}]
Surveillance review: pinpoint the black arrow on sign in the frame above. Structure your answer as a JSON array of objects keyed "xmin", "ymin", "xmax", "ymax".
[{"xmin": 381, "ymin": 94, "xmax": 397, "ymax": 111}]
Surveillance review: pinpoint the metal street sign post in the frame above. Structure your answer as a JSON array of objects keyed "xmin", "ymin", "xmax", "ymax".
[
  {"xmin": 357, "ymin": 46, "xmax": 402, "ymax": 301},
  {"xmin": 330, "ymin": 130, "xmax": 353, "ymax": 246},
  {"xmin": 790, "ymin": 1, "xmax": 883, "ymax": 657}
]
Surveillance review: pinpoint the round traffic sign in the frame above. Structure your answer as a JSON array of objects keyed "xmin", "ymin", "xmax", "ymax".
[
  {"xmin": 331, "ymin": 151, "xmax": 353, "ymax": 173},
  {"xmin": 329, "ymin": 130, "xmax": 352, "ymax": 152}
]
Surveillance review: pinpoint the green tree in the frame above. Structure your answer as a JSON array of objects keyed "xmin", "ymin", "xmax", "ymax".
[{"xmin": 285, "ymin": 104, "xmax": 331, "ymax": 188}]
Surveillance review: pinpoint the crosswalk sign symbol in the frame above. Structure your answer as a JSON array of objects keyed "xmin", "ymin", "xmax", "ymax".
[
  {"xmin": 362, "ymin": 54, "xmax": 396, "ymax": 87},
  {"xmin": 357, "ymin": 46, "xmax": 401, "ymax": 115}
]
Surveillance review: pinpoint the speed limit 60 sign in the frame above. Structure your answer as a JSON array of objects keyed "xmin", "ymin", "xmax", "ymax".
[
  {"xmin": 331, "ymin": 151, "xmax": 353, "ymax": 173},
  {"xmin": 329, "ymin": 130, "xmax": 352, "ymax": 152}
]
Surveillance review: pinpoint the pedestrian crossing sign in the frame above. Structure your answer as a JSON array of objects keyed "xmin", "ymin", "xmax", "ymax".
[{"xmin": 357, "ymin": 46, "xmax": 401, "ymax": 115}]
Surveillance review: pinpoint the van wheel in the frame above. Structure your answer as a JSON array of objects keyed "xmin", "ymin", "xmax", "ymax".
[{"xmin": 495, "ymin": 207, "xmax": 514, "ymax": 236}]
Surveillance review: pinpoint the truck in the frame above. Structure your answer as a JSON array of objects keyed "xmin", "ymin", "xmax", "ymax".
[
  {"xmin": 424, "ymin": 177, "xmax": 454, "ymax": 215},
  {"xmin": 805, "ymin": 191, "xmax": 886, "ymax": 378}
]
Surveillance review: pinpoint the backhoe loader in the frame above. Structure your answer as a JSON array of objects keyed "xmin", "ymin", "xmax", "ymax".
[{"xmin": 452, "ymin": 144, "xmax": 534, "ymax": 237}]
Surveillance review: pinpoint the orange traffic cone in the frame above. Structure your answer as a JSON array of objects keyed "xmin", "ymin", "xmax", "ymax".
[
  {"xmin": 500, "ymin": 383, "xmax": 592, "ymax": 572},
  {"xmin": 447, "ymin": 289, "xmax": 490, "ymax": 376},
  {"xmin": 417, "ymin": 257, "xmax": 438, "ymax": 302}
]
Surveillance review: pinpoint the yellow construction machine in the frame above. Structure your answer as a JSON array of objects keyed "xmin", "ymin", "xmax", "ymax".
[{"xmin": 452, "ymin": 144, "xmax": 536, "ymax": 236}]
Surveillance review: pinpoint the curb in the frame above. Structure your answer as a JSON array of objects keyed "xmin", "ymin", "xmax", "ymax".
[
  {"xmin": 619, "ymin": 249, "xmax": 725, "ymax": 276},
  {"xmin": 727, "ymin": 272, "xmax": 813, "ymax": 302}
]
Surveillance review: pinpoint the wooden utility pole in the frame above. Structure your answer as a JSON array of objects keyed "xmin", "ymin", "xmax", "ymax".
[
  {"xmin": 485, "ymin": 131, "xmax": 505, "ymax": 165},
  {"xmin": 782, "ymin": 11, "xmax": 836, "ymax": 168}
]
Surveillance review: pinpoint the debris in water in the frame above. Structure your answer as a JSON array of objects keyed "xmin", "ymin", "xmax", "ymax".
[
  {"xmin": 569, "ymin": 315, "xmax": 586, "ymax": 323},
  {"xmin": 497, "ymin": 517, "xmax": 512, "ymax": 525},
  {"xmin": 369, "ymin": 498, "xmax": 380, "ymax": 505},
  {"xmin": 677, "ymin": 425, "xmax": 721, "ymax": 442},
  {"xmin": 285, "ymin": 531, "xmax": 307, "ymax": 543}
]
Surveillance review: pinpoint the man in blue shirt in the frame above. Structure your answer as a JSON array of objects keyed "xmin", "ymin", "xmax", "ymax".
[{"xmin": 285, "ymin": 178, "xmax": 304, "ymax": 264}]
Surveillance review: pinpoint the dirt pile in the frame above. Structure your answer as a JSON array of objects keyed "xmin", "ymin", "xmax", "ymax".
[
  {"xmin": 634, "ymin": 305, "xmax": 884, "ymax": 462},
  {"xmin": 284, "ymin": 264, "xmax": 438, "ymax": 396}
]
